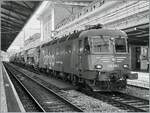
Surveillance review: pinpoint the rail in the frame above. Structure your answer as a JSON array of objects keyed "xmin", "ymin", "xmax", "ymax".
[{"xmin": 4, "ymin": 62, "xmax": 83, "ymax": 112}]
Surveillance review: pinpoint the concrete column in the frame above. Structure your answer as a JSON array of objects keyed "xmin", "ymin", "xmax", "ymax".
[
  {"xmin": 149, "ymin": 0, "xmax": 150, "ymax": 73},
  {"xmin": 23, "ymin": 29, "xmax": 25, "ymax": 48},
  {"xmin": 51, "ymin": 7, "xmax": 55, "ymax": 37},
  {"xmin": 0, "ymin": 64, "xmax": 8, "ymax": 112},
  {"xmin": 40, "ymin": 20, "xmax": 44, "ymax": 41},
  {"xmin": 129, "ymin": 45, "xmax": 132, "ymax": 69}
]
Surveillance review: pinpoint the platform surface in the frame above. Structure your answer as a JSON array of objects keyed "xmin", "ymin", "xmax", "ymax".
[
  {"xmin": 127, "ymin": 71, "xmax": 149, "ymax": 89},
  {"xmin": 0, "ymin": 63, "xmax": 7, "ymax": 112},
  {"xmin": 1, "ymin": 63, "xmax": 25, "ymax": 112}
]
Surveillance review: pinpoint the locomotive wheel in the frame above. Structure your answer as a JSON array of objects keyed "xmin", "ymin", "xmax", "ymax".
[
  {"xmin": 53, "ymin": 71, "xmax": 57, "ymax": 78},
  {"xmin": 62, "ymin": 73, "xmax": 68, "ymax": 81},
  {"xmin": 72, "ymin": 75, "xmax": 77, "ymax": 86},
  {"xmin": 46, "ymin": 68, "xmax": 49, "ymax": 74}
]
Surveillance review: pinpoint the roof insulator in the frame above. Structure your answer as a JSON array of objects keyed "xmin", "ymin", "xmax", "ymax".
[{"xmin": 85, "ymin": 24, "xmax": 103, "ymax": 30}]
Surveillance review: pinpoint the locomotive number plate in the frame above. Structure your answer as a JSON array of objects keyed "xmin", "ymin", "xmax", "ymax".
[{"xmin": 108, "ymin": 64, "xmax": 119, "ymax": 68}]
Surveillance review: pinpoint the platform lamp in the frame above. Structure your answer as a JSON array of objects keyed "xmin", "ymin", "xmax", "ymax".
[{"xmin": 134, "ymin": 27, "xmax": 147, "ymax": 32}]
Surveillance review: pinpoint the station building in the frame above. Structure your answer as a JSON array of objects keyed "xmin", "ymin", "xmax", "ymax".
[
  {"xmin": 0, "ymin": 1, "xmax": 149, "ymax": 112},
  {"xmin": 35, "ymin": 0, "xmax": 149, "ymax": 72},
  {"xmin": 3, "ymin": 0, "xmax": 149, "ymax": 72}
]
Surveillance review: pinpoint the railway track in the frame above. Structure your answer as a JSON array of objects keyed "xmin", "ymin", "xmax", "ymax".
[
  {"xmin": 4, "ymin": 63, "xmax": 123, "ymax": 112},
  {"xmin": 101, "ymin": 92, "xmax": 149, "ymax": 112},
  {"xmin": 4, "ymin": 64, "xmax": 43, "ymax": 112},
  {"xmin": 8, "ymin": 63, "xmax": 149, "ymax": 112},
  {"xmin": 4, "ymin": 63, "xmax": 83, "ymax": 112},
  {"xmin": 80, "ymin": 89, "xmax": 149, "ymax": 112}
]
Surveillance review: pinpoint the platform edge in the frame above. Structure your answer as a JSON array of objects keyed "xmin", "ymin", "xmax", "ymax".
[
  {"xmin": 0, "ymin": 62, "xmax": 8, "ymax": 112},
  {"xmin": 2, "ymin": 63, "xmax": 26, "ymax": 112}
]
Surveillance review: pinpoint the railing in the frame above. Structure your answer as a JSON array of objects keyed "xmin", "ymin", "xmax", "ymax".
[
  {"xmin": 55, "ymin": 0, "xmax": 105, "ymax": 30},
  {"xmin": 55, "ymin": 0, "xmax": 148, "ymax": 38}
]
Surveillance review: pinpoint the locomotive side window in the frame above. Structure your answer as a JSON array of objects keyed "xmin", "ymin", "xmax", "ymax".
[
  {"xmin": 84, "ymin": 37, "xmax": 90, "ymax": 53},
  {"xmin": 115, "ymin": 38, "xmax": 126, "ymax": 53},
  {"xmin": 65, "ymin": 45, "xmax": 72, "ymax": 54},
  {"xmin": 91, "ymin": 36, "xmax": 109, "ymax": 53},
  {"xmin": 78, "ymin": 40, "xmax": 83, "ymax": 53}
]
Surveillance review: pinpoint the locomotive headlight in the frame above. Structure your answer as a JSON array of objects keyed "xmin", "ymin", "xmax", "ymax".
[
  {"xmin": 95, "ymin": 64, "xmax": 103, "ymax": 69},
  {"xmin": 110, "ymin": 37, "xmax": 114, "ymax": 41},
  {"xmin": 123, "ymin": 64, "xmax": 129, "ymax": 69}
]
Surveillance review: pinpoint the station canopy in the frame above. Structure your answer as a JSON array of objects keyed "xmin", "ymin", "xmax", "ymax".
[
  {"xmin": 2, "ymin": 0, "xmax": 148, "ymax": 52},
  {"xmin": 1, "ymin": 1, "xmax": 41, "ymax": 51},
  {"xmin": 124, "ymin": 23, "xmax": 149, "ymax": 45},
  {"xmin": 1, "ymin": 0, "xmax": 94, "ymax": 52}
]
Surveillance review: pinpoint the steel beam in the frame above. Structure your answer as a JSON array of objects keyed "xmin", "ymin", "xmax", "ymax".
[
  {"xmin": 124, "ymin": 23, "xmax": 149, "ymax": 33},
  {"xmin": 55, "ymin": 0, "xmax": 148, "ymax": 38},
  {"xmin": 127, "ymin": 31, "xmax": 147, "ymax": 36},
  {"xmin": 1, "ymin": 12, "xmax": 26, "ymax": 22},
  {"xmin": 1, "ymin": 28, "xmax": 8, "ymax": 31},
  {"xmin": 22, "ymin": 1, "xmax": 33, "ymax": 10},
  {"xmin": 1, "ymin": 5, "xmax": 29, "ymax": 17},
  {"xmin": 1, "ymin": 21, "xmax": 22, "ymax": 29},
  {"xmin": 1, "ymin": 25, "xmax": 20, "ymax": 31},
  {"xmin": 136, "ymin": 34, "xmax": 149, "ymax": 37},
  {"xmin": 7, "ymin": 1, "xmax": 33, "ymax": 12},
  {"xmin": 54, "ymin": 2, "xmax": 88, "ymax": 7},
  {"xmin": 1, "ymin": 16, "xmax": 24, "ymax": 26},
  {"xmin": 1, "ymin": 26, "xmax": 14, "ymax": 30},
  {"xmin": 1, "ymin": 19, "xmax": 23, "ymax": 28},
  {"xmin": 61, "ymin": 0, "xmax": 93, "ymax": 3}
]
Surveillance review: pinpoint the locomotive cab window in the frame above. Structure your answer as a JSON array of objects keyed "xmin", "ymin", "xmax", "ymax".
[
  {"xmin": 78, "ymin": 40, "xmax": 83, "ymax": 53},
  {"xmin": 115, "ymin": 38, "xmax": 127, "ymax": 53},
  {"xmin": 91, "ymin": 36, "xmax": 109, "ymax": 53}
]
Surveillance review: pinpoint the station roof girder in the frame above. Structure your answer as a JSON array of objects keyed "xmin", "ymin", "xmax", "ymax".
[
  {"xmin": 1, "ymin": 1, "xmax": 41, "ymax": 51},
  {"xmin": 2, "ymin": 0, "xmax": 95, "ymax": 52},
  {"xmin": 124, "ymin": 23, "xmax": 149, "ymax": 45}
]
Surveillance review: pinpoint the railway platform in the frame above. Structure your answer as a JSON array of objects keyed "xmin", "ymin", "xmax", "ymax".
[
  {"xmin": 0, "ymin": 63, "xmax": 25, "ymax": 112},
  {"xmin": 127, "ymin": 71, "xmax": 149, "ymax": 89}
]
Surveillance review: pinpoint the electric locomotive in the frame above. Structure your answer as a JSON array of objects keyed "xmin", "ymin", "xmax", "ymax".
[
  {"xmin": 38, "ymin": 25, "xmax": 138, "ymax": 91},
  {"xmin": 75, "ymin": 28, "xmax": 138, "ymax": 91},
  {"xmin": 11, "ymin": 25, "xmax": 138, "ymax": 91}
]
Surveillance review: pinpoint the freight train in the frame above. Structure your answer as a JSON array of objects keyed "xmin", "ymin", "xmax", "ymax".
[{"xmin": 10, "ymin": 25, "xmax": 138, "ymax": 91}]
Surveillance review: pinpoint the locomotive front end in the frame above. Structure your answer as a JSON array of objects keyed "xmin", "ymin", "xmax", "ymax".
[{"xmin": 82, "ymin": 29, "xmax": 138, "ymax": 91}]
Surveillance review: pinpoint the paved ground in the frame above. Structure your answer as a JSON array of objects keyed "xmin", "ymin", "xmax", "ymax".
[
  {"xmin": 1, "ymin": 63, "xmax": 25, "ymax": 112},
  {"xmin": 0, "ymin": 62, "xmax": 7, "ymax": 112}
]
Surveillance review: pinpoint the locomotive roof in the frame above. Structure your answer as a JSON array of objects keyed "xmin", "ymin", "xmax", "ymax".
[{"xmin": 79, "ymin": 29, "xmax": 127, "ymax": 38}]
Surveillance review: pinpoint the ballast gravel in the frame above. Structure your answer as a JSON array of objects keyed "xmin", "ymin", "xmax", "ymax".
[
  {"xmin": 60, "ymin": 90, "xmax": 126, "ymax": 112},
  {"xmin": 11, "ymin": 64, "xmax": 127, "ymax": 112}
]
